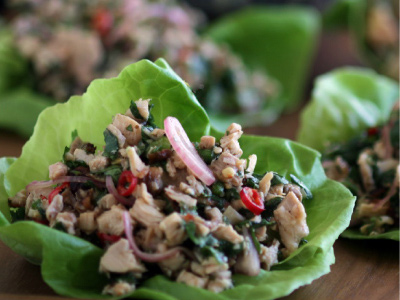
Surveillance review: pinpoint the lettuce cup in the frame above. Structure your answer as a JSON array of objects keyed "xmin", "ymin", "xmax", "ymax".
[
  {"xmin": 298, "ymin": 67, "xmax": 399, "ymax": 240},
  {"xmin": 0, "ymin": 59, "xmax": 354, "ymax": 299}
]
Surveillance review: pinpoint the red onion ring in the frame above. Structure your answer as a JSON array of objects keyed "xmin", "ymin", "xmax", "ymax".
[
  {"xmin": 234, "ymin": 227, "xmax": 260, "ymax": 276},
  {"xmin": 26, "ymin": 176, "xmax": 90, "ymax": 192},
  {"xmin": 164, "ymin": 117, "xmax": 215, "ymax": 186},
  {"xmin": 105, "ymin": 176, "xmax": 135, "ymax": 206},
  {"xmin": 123, "ymin": 211, "xmax": 187, "ymax": 262}
]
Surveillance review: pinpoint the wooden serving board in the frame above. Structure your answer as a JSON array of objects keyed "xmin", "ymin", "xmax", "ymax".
[{"xmin": 0, "ymin": 110, "xmax": 398, "ymax": 300}]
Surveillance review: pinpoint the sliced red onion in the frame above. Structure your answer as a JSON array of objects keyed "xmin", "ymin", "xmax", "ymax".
[
  {"xmin": 105, "ymin": 176, "xmax": 134, "ymax": 206},
  {"xmin": 234, "ymin": 228, "xmax": 260, "ymax": 276},
  {"xmin": 123, "ymin": 211, "xmax": 186, "ymax": 262},
  {"xmin": 26, "ymin": 176, "xmax": 89, "ymax": 192},
  {"xmin": 376, "ymin": 174, "xmax": 398, "ymax": 209},
  {"xmin": 164, "ymin": 117, "xmax": 215, "ymax": 186}
]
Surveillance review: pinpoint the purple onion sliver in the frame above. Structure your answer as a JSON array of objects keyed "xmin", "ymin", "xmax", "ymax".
[{"xmin": 105, "ymin": 176, "xmax": 134, "ymax": 206}]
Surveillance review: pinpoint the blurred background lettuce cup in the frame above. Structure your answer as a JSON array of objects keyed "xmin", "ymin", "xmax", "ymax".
[
  {"xmin": 298, "ymin": 68, "xmax": 399, "ymax": 240},
  {"xmin": 0, "ymin": 0, "xmax": 320, "ymax": 136}
]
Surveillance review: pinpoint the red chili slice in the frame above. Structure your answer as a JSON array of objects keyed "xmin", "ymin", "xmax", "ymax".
[
  {"xmin": 240, "ymin": 187, "xmax": 264, "ymax": 215},
  {"xmin": 367, "ymin": 127, "xmax": 379, "ymax": 136},
  {"xmin": 117, "ymin": 170, "xmax": 137, "ymax": 196},
  {"xmin": 92, "ymin": 8, "xmax": 113, "ymax": 37},
  {"xmin": 48, "ymin": 182, "xmax": 70, "ymax": 204},
  {"xmin": 97, "ymin": 232, "xmax": 121, "ymax": 244}
]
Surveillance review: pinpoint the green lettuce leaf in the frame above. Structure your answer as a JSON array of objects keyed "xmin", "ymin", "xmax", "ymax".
[
  {"xmin": 297, "ymin": 67, "xmax": 399, "ymax": 151},
  {"xmin": 340, "ymin": 229, "xmax": 399, "ymax": 241},
  {"xmin": 206, "ymin": 6, "xmax": 320, "ymax": 115},
  {"xmin": 0, "ymin": 59, "xmax": 355, "ymax": 299},
  {"xmin": 297, "ymin": 67, "xmax": 399, "ymax": 241}
]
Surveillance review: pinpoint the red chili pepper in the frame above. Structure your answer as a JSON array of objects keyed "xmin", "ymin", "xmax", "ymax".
[
  {"xmin": 240, "ymin": 187, "xmax": 264, "ymax": 215},
  {"xmin": 183, "ymin": 213, "xmax": 195, "ymax": 222},
  {"xmin": 367, "ymin": 127, "xmax": 379, "ymax": 136},
  {"xmin": 97, "ymin": 232, "xmax": 121, "ymax": 244},
  {"xmin": 48, "ymin": 182, "xmax": 70, "ymax": 204},
  {"xmin": 92, "ymin": 8, "xmax": 113, "ymax": 37},
  {"xmin": 117, "ymin": 170, "xmax": 137, "ymax": 196},
  {"xmin": 40, "ymin": 195, "xmax": 47, "ymax": 200}
]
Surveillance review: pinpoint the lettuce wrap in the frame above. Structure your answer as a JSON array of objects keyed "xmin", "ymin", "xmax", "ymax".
[
  {"xmin": 298, "ymin": 67, "xmax": 399, "ymax": 240},
  {"xmin": 0, "ymin": 4, "xmax": 320, "ymax": 136},
  {"xmin": 0, "ymin": 59, "xmax": 355, "ymax": 299}
]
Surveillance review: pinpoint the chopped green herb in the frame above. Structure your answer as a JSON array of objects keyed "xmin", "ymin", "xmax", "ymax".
[
  {"xmin": 146, "ymin": 136, "xmax": 171, "ymax": 156},
  {"xmin": 211, "ymin": 181, "xmax": 225, "ymax": 198},
  {"xmin": 225, "ymin": 188, "xmax": 239, "ymax": 201},
  {"xmin": 126, "ymin": 124, "xmax": 133, "ymax": 132},
  {"xmin": 93, "ymin": 164, "xmax": 122, "ymax": 183},
  {"xmin": 31, "ymin": 199, "xmax": 46, "ymax": 219},
  {"xmin": 10, "ymin": 207, "xmax": 25, "ymax": 222},
  {"xmin": 53, "ymin": 221, "xmax": 67, "ymax": 233},
  {"xmin": 261, "ymin": 197, "xmax": 283, "ymax": 219},
  {"xmin": 271, "ymin": 173, "xmax": 289, "ymax": 186},
  {"xmin": 71, "ymin": 129, "xmax": 78, "ymax": 141},
  {"xmin": 129, "ymin": 101, "xmax": 142, "ymax": 119},
  {"xmin": 103, "ymin": 129, "xmax": 119, "ymax": 160},
  {"xmin": 290, "ymin": 174, "xmax": 313, "ymax": 200},
  {"xmin": 243, "ymin": 176, "xmax": 259, "ymax": 189}
]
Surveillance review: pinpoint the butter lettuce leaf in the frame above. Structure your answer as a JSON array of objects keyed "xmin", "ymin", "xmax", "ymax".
[
  {"xmin": 206, "ymin": 6, "xmax": 320, "ymax": 115},
  {"xmin": 297, "ymin": 67, "xmax": 399, "ymax": 151},
  {"xmin": 297, "ymin": 67, "xmax": 399, "ymax": 241},
  {"xmin": 0, "ymin": 59, "xmax": 355, "ymax": 299}
]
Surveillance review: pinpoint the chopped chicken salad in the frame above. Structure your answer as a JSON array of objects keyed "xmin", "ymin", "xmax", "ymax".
[
  {"xmin": 8, "ymin": 100, "xmax": 311, "ymax": 295},
  {"xmin": 323, "ymin": 103, "xmax": 399, "ymax": 236}
]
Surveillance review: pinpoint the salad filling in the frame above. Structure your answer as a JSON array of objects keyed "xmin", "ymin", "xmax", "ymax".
[
  {"xmin": 8, "ymin": 100, "xmax": 311, "ymax": 296},
  {"xmin": 4, "ymin": 0, "xmax": 278, "ymax": 114},
  {"xmin": 323, "ymin": 103, "xmax": 399, "ymax": 236}
]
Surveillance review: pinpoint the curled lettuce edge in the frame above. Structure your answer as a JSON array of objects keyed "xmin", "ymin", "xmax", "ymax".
[
  {"xmin": 297, "ymin": 67, "xmax": 399, "ymax": 241},
  {"xmin": 205, "ymin": 6, "xmax": 321, "ymax": 115},
  {"xmin": 0, "ymin": 59, "xmax": 355, "ymax": 299}
]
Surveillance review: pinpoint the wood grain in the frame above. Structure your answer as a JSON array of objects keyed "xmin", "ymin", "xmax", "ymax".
[{"xmin": 0, "ymin": 110, "xmax": 398, "ymax": 299}]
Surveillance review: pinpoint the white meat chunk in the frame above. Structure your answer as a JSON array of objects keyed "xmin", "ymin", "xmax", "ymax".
[
  {"xmin": 274, "ymin": 192, "xmax": 309, "ymax": 255},
  {"xmin": 107, "ymin": 124, "xmax": 126, "ymax": 148},
  {"xmin": 165, "ymin": 186, "xmax": 197, "ymax": 207},
  {"xmin": 210, "ymin": 152, "xmax": 243, "ymax": 187},
  {"xmin": 55, "ymin": 212, "xmax": 77, "ymax": 235},
  {"xmin": 176, "ymin": 270, "xmax": 208, "ymax": 289},
  {"xmin": 126, "ymin": 147, "xmax": 149, "ymax": 179},
  {"xmin": 207, "ymin": 270, "xmax": 232, "ymax": 293},
  {"xmin": 48, "ymin": 162, "xmax": 68, "ymax": 180},
  {"xmin": 211, "ymin": 224, "xmax": 243, "ymax": 244},
  {"xmin": 246, "ymin": 154, "xmax": 257, "ymax": 174},
  {"xmin": 205, "ymin": 207, "xmax": 223, "ymax": 223},
  {"xmin": 199, "ymin": 136, "xmax": 216, "ymax": 149},
  {"xmin": 357, "ymin": 150, "xmax": 375, "ymax": 192},
  {"xmin": 73, "ymin": 148, "xmax": 94, "ymax": 165},
  {"xmin": 46, "ymin": 194, "xmax": 63, "ymax": 222},
  {"xmin": 78, "ymin": 211, "xmax": 97, "ymax": 234},
  {"xmin": 158, "ymin": 244, "xmax": 187, "ymax": 276},
  {"xmin": 201, "ymin": 256, "xmax": 229, "ymax": 275},
  {"xmin": 220, "ymin": 123, "xmax": 243, "ymax": 157},
  {"xmin": 98, "ymin": 194, "xmax": 118, "ymax": 210},
  {"xmin": 132, "ymin": 183, "xmax": 154, "ymax": 205},
  {"xmin": 259, "ymin": 240, "xmax": 280, "ymax": 270},
  {"xmin": 259, "ymin": 172, "xmax": 273, "ymax": 199},
  {"xmin": 97, "ymin": 206, "xmax": 125, "ymax": 236},
  {"xmin": 9, "ymin": 190, "xmax": 27, "ymax": 207},
  {"xmin": 112, "ymin": 113, "xmax": 142, "ymax": 146},
  {"xmin": 135, "ymin": 99, "xmax": 150, "ymax": 120},
  {"xmin": 88, "ymin": 155, "xmax": 108, "ymax": 172},
  {"xmin": 159, "ymin": 212, "xmax": 186, "ymax": 246},
  {"xmin": 103, "ymin": 282, "xmax": 135, "ymax": 296},
  {"xmin": 99, "ymin": 239, "xmax": 146, "ymax": 273},
  {"xmin": 180, "ymin": 175, "xmax": 205, "ymax": 197},
  {"xmin": 129, "ymin": 198, "xmax": 165, "ymax": 227}
]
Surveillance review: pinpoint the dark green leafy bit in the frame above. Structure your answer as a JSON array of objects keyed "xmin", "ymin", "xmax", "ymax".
[
  {"xmin": 271, "ymin": 172, "xmax": 289, "ymax": 186},
  {"xmin": 249, "ymin": 227, "xmax": 261, "ymax": 253},
  {"xmin": 225, "ymin": 188, "xmax": 239, "ymax": 201},
  {"xmin": 146, "ymin": 137, "xmax": 171, "ymax": 156},
  {"xmin": 31, "ymin": 199, "xmax": 46, "ymax": 219},
  {"xmin": 184, "ymin": 221, "xmax": 227, "ymax": 263},
  {"xmin": 299, "ymin": 238, "xmax": 308, "ymax": 247},
  {"xmin": 53, "ymin": 222, "xmax": 67, "ymax": 233},
  {"xmin": 103, "ymin": 128, "xmax": 119, "ymax": 160},
  {"xmin": 243, "ymin": 175, "xmax": 260, "ymax": 189},
  {"xmin": 194, "ymin": 143, "xmax": 219, "ymax": 164},
  {"xmin": 261, "ymin": 197, "xmax": 283, "ymax": 219},
  {"xmin": 92, "ymin": 165, "xmax": 122, "ymax": 183},
  {"xmin": 129, "ymin": 100, "xmax": 143, "ymax": 120},
  {"xmin": 236, "ymin": 218, "xmax": 275, "ymax": 230},
  {"xmin": 10, "ymin": 207, "xmax": 25, "ymax": 222},
  {"xmin": 126, "ymin": 124, "xmax": 133, "ymax": 132},
  {"xmin": 211, "ymin": 181, "xmax": 225, "ymax": 197},
  {"xmin": 210, "ymin": 195, "xmax": 227, "ymax": 210},
  {"xmin": 290, "ymin": 174, "xmax": 313, "ymax": 200},
  {"xmin": 109, "ymin": 272, "xmax": 138, "ymax": 286},
  {"xmin": 217, "ymin": 240, "xmax": 243, "ymax": 258},
  {"xmin": 71, "ymin": 129, "xmax": 78, "ymax": 141},
  {"xmin": 238, "ymin": 208, "xmax": 255, "ymax": 219}
]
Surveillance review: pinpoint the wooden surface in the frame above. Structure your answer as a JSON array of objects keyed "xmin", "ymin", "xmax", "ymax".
[{"xmin": 0, "ymin": 110, "xmax": 399, "ymax": 300}]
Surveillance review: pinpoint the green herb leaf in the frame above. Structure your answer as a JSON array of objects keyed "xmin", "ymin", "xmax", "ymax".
[
  {"xmin": 103, "ymin": 129, "xmax": 119, "ymax": 160},
  {"xmin": 290, "ymin": 174, "xmax": 313, "ymax": 200}
]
